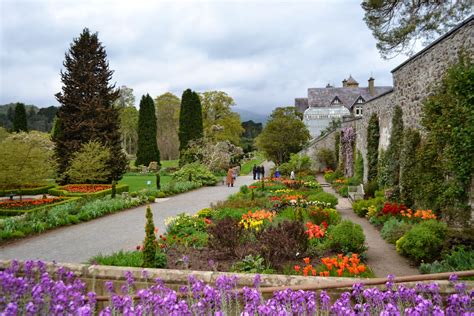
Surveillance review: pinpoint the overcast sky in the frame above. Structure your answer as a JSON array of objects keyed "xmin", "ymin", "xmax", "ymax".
[{"xmin": 0, "ymin": 0, "xmax": 408, "ymax": 115}]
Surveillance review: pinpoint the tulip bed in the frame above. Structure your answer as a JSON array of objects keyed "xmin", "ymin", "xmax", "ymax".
[
  {"xmin": 1, "ymin": 260, "xmax": 472, "ymax": 315},
  {"xmin": 93, "ymin": 177, "xmax": 372, "ymax": 277}
]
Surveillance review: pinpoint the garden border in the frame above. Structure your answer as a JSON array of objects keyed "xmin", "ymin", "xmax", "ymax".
[{"xmin": 0, "ymin": 197, "xmax": 81, "ymax": 216}]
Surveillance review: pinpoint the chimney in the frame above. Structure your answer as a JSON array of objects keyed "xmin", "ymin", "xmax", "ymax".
[
  {"xmin": 368, "ymin": 77, "xmax": 375, "ymax": 96},
  {"xmin": 342, "ymin": 79, "xmax": 347, "ymax": 88}
]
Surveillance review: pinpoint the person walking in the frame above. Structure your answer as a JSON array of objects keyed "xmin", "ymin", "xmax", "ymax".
[
  {"xmin": 261, "ymin": 165, "xmax": 265, "ymax": 179},
  {"xmin": 256, "ymin": 166, "xmax": 261, "ymax": 180},
  {"xmin": 290, "ymin": 170, "xmax": 295, "ymax": 180},
  {"xmin": 252, "ymin": 165, "xmax": 257, "ymax": 180},
  {"xmin": 226, "ymin": 168, "xmax": 234, "ymax": 187}
]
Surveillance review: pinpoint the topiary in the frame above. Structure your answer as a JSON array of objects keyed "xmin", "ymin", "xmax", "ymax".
[
  {"xmin": 142, "ymin": 205, "xmax": 157, "ymax": 268},
  {"xmin": 147, "ymin": 196, "xmax": 156, "ymax": 203},
  {"xmin": 396, "ymin": 220, "xmax": 447, "ymax": 263},
  {"xmin": 380, "ymin": 218, "xmax": 412, "ymax": 244},
  {"xmin": 328, "ymin": 220, "xmax": 366, "ymax": 254}
]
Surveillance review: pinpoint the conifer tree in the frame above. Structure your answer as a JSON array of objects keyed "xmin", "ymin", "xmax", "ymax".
[
  {"xmin": 179, "ymin": 89, "xmax": 203, "ymax": 155},
  {"xmin": 385, "ymin": 106, "xmax": 404, "ymax": 191},
  {"xmin": 135, "ymin": 94, "xmax": 160, "ymax": 166},
  {"xmin": 367, "ymin": 113, "xmax": 380, "ymax": 182},
  {"xmin": 54, "ymin": 28, "xmax": 126, "ymax": 183},
  {"xmin": 142, "ymin": 205, "xmax": 156, "ymax": 268},
  {"xmin": 13, "ymin": 103, "xmax": 28, "ymax": 132}
]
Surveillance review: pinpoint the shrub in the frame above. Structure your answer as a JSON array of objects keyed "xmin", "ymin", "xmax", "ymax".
[
  {"xmin": 316, "ymin": 148, "xmax": 336, "ymax": 170},
  {"xmin": 142, "ymin": 205, "xmax": 157, "ymax": 268},
  {"xmin": 306, "ymin": 191, "xmax": 338, "ymax": 208},
  {"xmin": 364, "ymin": 180, "xmax": 379, "ymax": 199},
  {"xmin": 328, "ymin": 220, "xmax": 366, "ymax": 254},
  {"xmin": 154, "ymin": 249, "xmax": 167, "ymax": 268},
  {"xmin": 207, "ymin": 217, "xmax": 246, "ymax": 257},
  {"xmin": 230, "ymin": 255, "xmax": 273, "ymax": 274},
  {"xmin": 367, "ymin": 113, "xmax": 379, "ymax": 182},
  {"xmin": 258, "ymin": 220, "xmax": 308, "ymax": 268},
  {"xmin": 419, "ymin": 247, "xmax": 474, "ymax": 274},
  {"xmin": 166, "ymin": 213, "xmax": 207, "ymax": 237},
  {"xmin": 396, "ymin": 220, "xmax": 448, "ymax": 263},
  {"xmin": 147, "ymin": 196, "xmax": 156, "ymax": 203},
  {"xmin": 353, "ymin": 151, "xmax": 364, "ymax": 185},
  {"xmin": 90, "ymin": 250, "xmax": 142, "ymax": 267},
  {"xmin": 380, "ymin": 218, "xmax": 412, "ymax": 244},
  {"xmin": 210, "ymin": 208, "xmax": 247, "ymax": 221},
  {"xmin": 308, "ymin": 207, "xmax": 341, "ymax": 226},
  {"xmin": 172, "ymin": 163, "xmax": 217, "ymax": 186},
  {"xmin": 161, "ymin": 181, "xmax": 201, "ymax": 195},
  {"xmin": 324, "ymin": 169, "xmax": 343, "ymax": 183}
]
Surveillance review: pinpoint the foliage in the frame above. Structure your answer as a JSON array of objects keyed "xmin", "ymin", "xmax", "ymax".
[
  {"xmin": 0, "ymin": 127, "xmax": 9, "ymax": 142},
  {"xmin": 278, "ymin": 154, "xmax": 312, "ymax": 176},
  {"xmin": 367, "ymin": 113, "xmax": 379, "ymax": 182},
  {"xmin": 396, "ymin": 220, "xmax": 448, "ymax": 263},
  {"xmin": 306, "ymin": 191, "xmax": 338, "ymax": 208},
  {"xmin": 179, "ymin": 89, "xmax": 203, "ymax": 159},
  {"xmin": 328, "ymin": 220, "xmax": 366, "ymax": 254},
  {"xmin": 142, "ymin": 205, "xmax": 157, "ymax": 268},
  {"xmin": 114, "ymin": 85, "xmax": 136, "ymax": 108},
  {"xmin": 362, "ymin": 0, "xmax": 472, "ymax": 59},
  {"xmin": 230, "ymin": 255, "xmax": 272, "ymax": 274},
  {"xmin": 323, "ymin": 169, "xmax": 342, "ymax": 183},
  {"xmin": 419, "ymin": 247, "xmax": 474, "ymax": 274},
  {"xmin": 90, "ymin": 250, "xmax": 142, "ymax": 268},
  {"xmin": 171, "ymin": 163, "xmax": 217, "ymax": 186},
  {"xmin": 258, "ymin": 220, "xmax": 308, "ymax": 268},
  {"xmin": 380, "ymin": 218, "xmax": 412, "ymax": 244},
  {"xmin": 319, "ymin": 118, "xmax": 341, "ymax": 137},
  {"xmin": 160, "ymin": 181, "xmax": 201, "ymax": 196},
  {"xmin": 0, "ymin": 131, "xmax": 56, "ymax": 189},
  {"xmin": 13, "ymin": 102, "xmax": 28, "ymax": 132},
  {"xmin": 207, "ymin": 217, "xmax": 245, "ymax": 257},
  {"xmin": 136, "ymin": 94, "xmax": 160, "ymax": 167},
  {"xmin": 155, "ymin": 92, "xmax": 180, "ymax": 160},
  {"xmin": 364, "ymin": 180, "xmax": 379, "ymax": 199},
  {"xmin": 353, "ymin": 150, "xmax": 364, "ymax": 184},
  {"xmin": 341, "ymin": 127, "xmax": 356, "ymax": 177},
  {"xmin": 334, "ymin": 131, "xmax": 340, "ymax": 167},
  {"xmin": 417, "ymin": 54, "xmax": 473, "ymax": 225},
  {"xmin": 308, "ymin": 207, "xmax": 341, "ymax": 226},
  {"xmin": 240, "ymin": 153, "xmax": 265, "ymax": 175},
  {"xmin": 352, "ymin": 196, "xmax": 385, "ymax": 217},
  {"xmin": 255, "ymin": 107, "xmax": 310, "ymax": 164},
  {"xmin": 200, "ymin": 91, "xmax": 244, "ymax": 145},
  {"xmin": 0, "ymin": 103, "xmax": 57, "ymax": 133},
  {"xmin": 54, "ymin": 28, "xmax": 126, "ymax": 183},
  {"xmin": 241, "ymin": 120, "xmax": 263, "ymax": 152},
  {"xmin": 118, "ymin": 105, "xmax": 138, "ymax": 156},
  {"xmin": 399, "ymin": 129, "xmax": 421, "ymax": 207},
  {"xmin": 377, "ymin": 149, "xmax": 390, "ymax": 190},
  {"xmin": 316, "ymin": 148, "xmax": 336, "ymax": 170},
  {"xmin": 65, "ymin": 140, "xmax": 111, "ymax": 183}
]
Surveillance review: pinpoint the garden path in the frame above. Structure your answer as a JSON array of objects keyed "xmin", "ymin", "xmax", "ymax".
[
  {"xmin": 316, "ymin": 174, "xmax": 419, "ymax": 278},
  {"xmin": 0, "ymin": 161, "xmax": 275, "ymax": 264}
]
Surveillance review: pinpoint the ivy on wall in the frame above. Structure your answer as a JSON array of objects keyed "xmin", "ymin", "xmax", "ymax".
[
  {"xmin": 417, "ymin": 53, "xmax": 473, "ymax": 225},
  {"xmin": 385, "ymin": 106, "xmax": 404, "ymax": 197},
  {"xmin": 354, "ymin": 150, "xmax": 364, "ymax": 185},
  {"xmin": 367, "ymin": 113, "xmax": 380, "ymax": 182},
  {"xmin": 341, "ymin": 127, "xmax": 356, "ymax": 177},
  {"xmin": 399, "ymin": 128, "xmax": 421, "ymax": 207}
]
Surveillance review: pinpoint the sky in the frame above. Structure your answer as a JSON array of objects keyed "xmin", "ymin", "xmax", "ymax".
[{"xmin": 0, "ymin": 0, "xmax": 408, "ymax": 115}]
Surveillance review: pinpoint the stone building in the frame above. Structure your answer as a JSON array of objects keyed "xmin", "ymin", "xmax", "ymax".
[{"xmin": 295, "ymin": 76, "xmax": 392, "ymax": 139}]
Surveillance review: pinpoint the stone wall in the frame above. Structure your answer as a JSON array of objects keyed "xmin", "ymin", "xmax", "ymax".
[
  {"xmin": 357, "ymin": 17, "xmax": 473, "ymax": 181},
  {"xmin": 299, "ymin": 129, "xmax": 338, "ymax": 170}
]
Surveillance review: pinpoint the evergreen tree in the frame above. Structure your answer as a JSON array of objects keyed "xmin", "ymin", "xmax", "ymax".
[
  {"xmin": 54, "ymin": 28, "xmax": 126, "ymax": 183},
  {"xmin": 179, "ymin": 89, "xmax": 203, "ymax": 161},
  {"xmin": 135, "ymin": 94, "xmax": 160, "ymax": 166},
  {"xmin": 367, "ymin": 113, "xmax": 380, "ymax": 182},
  {"xmin": 385, "ymin": 106, "xmax": 404, "ymax": 193},
  {"xmin": 13, "ymin": 103, "xmax": 28, "ymax": 132},
  {"xmin": 142, "ymin": 205, "xmax": 156, "ymax": 268}
]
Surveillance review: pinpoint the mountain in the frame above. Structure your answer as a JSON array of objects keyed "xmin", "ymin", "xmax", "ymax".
[{"xmin": 234, "ymin": 108, "xmax": 269, "ymax": 124}]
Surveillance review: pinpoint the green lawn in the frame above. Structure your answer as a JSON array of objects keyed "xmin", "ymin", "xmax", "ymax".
[
  {"xmin": 119, "ymin": 174, "xmax": 172, "ymax": 192},
  {"xmin": 241, "ymin": 153, "xmax": 266, "ymax": 175},
  {"xmin": 161, "ymin": 160, "xmax": 178, "ymax": 168}
]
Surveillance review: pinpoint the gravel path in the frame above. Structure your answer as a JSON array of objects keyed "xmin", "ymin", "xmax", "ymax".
[
  {"xmin": 316, "ymin": 174, "xmax": 419, "ymax": 277},
  {"xmin": 0, "ymin": 162, "xmax": 274, "ymax": 264}
]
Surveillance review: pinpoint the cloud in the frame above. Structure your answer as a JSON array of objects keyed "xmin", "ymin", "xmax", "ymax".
[{"xmin": 0, "ymin": 0, "xmax": 406, "ymax": 114}]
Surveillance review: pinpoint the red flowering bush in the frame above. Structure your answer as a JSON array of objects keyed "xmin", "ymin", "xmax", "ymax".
[
  {"xmin": 62, "ymin": 184, "xmax": 112, "ymax": 193},
  {"xmin": 381, "ymin": 202, "xmax": 407, "ymax": 216},
  {"xmin": 0, "ymin": 197, "xmax": 64, "ymax": 210}
]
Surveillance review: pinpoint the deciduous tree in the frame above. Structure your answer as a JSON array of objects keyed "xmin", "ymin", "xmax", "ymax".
[
  {"xmin": 54, "ymin": 28, "xmax": 126, "ymax": 183},
  {"xmin": 65, "ymin": 140, "xmax": 111, "ymax": 184},
  {"xmin": 155, "ymin": 92, "xmax": 180, "ymax": 160}
]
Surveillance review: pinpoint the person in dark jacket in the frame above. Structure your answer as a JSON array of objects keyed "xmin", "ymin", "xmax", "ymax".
[
  {"xmin": 252, "ymin": 165, "xmax": 257, "ymax": 180},
  {"xmin": 261, "ymin": 165, "xmax": 265, "ymax": 179}
]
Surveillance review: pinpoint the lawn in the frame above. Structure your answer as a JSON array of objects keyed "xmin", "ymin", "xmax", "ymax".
[
  {"xmin": 241, "ymin": 153, "xmax": 265, "ymax": 175},
  {"xmin": 119, "ymin": 174, "xmax": 172, "ymax": 192}
]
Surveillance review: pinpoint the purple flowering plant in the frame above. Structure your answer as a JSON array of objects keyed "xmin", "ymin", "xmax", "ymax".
[{"xmin": 1, "ymin": 261, "xmax": 472, "ymax": 315}]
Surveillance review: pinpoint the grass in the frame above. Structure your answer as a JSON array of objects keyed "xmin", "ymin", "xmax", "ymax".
[
  {"xmin": 241, "ymin": 153, "xmax": 266, "ymax": 175},
  {"xmin": 161, "ymin": 160, "xmax": 179, "ymax": 168},
  {"xmin": 89, "ymin": 250, "xmax": 142, "ymax": 267},
  {"xmin": 119, "ymin": 174, "xmax": 172, "ymax": 192}
]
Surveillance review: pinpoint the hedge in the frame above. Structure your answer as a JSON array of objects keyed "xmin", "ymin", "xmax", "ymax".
[
  {"xmin": 0, "ymin": 184, "xmax": 56, "ymax": 197},
  {"xmin": 48, "ymin": 184, "xmax": 129, "ymax": 198},
  {"xmin": 0, "ymin": 197, "xmax": 81, "ymax": 216}
]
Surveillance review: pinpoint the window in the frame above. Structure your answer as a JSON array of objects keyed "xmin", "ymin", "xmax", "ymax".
[
  {"xmin": 332, "ymin": 97, "xmax": 341, "ymax": 105},
  {"xmin": 355, "ymin": 106, "xmax": 363, "ymax": 117},
  {"xmin": 356, "ymin": 97, "xmax": 364, "ymax": 104}
]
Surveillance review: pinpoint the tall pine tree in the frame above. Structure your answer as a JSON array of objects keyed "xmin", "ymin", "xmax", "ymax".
[
  {"xmin": 135, "ymin": 94, "xmax": 160, "ymax": 166},
  {"xmin": 13, "ymin": 103, "xmax": 28, "ymax": 132},
  {"xmin": 54, "ymin": 28, "xmax": 126, "ymax": 183},
  {"xmin": 178, "ymin": 89, "xmax": 203, "ymax": 156}
]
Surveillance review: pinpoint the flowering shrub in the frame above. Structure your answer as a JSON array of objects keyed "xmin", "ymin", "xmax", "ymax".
[
  {"xmin": 62, "ymin": 184, "xmax": 112, "ymax": 193},
  {"xmin": 0, "ymin": 197, "xmax": 64, "ymax": 210},
  {"xmin": 2, "ymin": 261, "xmax": 471, "ymax": 315},
  {"xmin": 305, "ymin": 221, "xmax": 326, "ymax": 239},
  {"xmin": 280, "ymin": 179, "xmax": 303, "ymax": 189},
  {"xmin": 401, "ymin": 208, "xmax": 437, "ymax": 221},
  {"xmin": 382, "ymin": 202, "xmax": 407, "ymax": 216},
  {"xmin": 303, "ymin": 181, "xmax": 321, "ymax": 190},
  {"xmin": 239, "ymin": 209, "xmax": 275, "ymax": 230},
  {"xmin": 308, "ymin": 207, "xmax": 341, "ymax": 226}
]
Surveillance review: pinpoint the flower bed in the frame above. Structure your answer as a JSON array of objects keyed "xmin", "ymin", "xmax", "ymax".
[
  {"xmin": 48, "ymin": 184, "xmax": 128, "ymax": 198},
  {"xmin": 1, "ymin": 260, "xmax": 471, "ymax": 315},
  {"xmin": 93, "ymin": 178, "xmax": 370, "ymax": 277},
  {"xmin": 0, "ymin": 197, "xmax": 65, "ymax": 210},
  {"xmin": 62, "ymin": 184, "xmax": 112, "ymax": 193}
]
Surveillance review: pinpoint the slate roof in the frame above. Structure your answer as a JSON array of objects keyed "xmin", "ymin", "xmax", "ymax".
[{"xmin": 307, "ymin": 86, "xmax": 392, "ymax": 109}]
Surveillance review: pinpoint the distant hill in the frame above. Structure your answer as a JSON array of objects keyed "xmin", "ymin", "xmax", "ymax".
[
  {"xmin": 234, "ymin": 108, "xmax": 269, "ymax": 124},
  {"xmin": 0, "ymin": 103, "xmax": 58, "ymax": 132}
]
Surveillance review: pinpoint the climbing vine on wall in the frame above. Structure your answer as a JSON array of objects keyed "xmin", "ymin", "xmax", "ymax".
[
  {"xmin": 417, "ymin": 53, "xmax": 473, "ymax": 225},
  {"xmin": 334, "ymin": 131, "xmax": 340, "ymax": 170},
  {"xmin": 366, "ymin": 113, "xmax": 380, "ymax": 182},
  {"xmin": 341, "ymin": 127, "xmax": 355, "ymax": 177},
  {"xmin": 400, "ymin": 128, "xmax": 421, "ymax": 207},
  {"xmin": 384, "ymin": 106, "xmax": 404, "ymax": 194}
]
